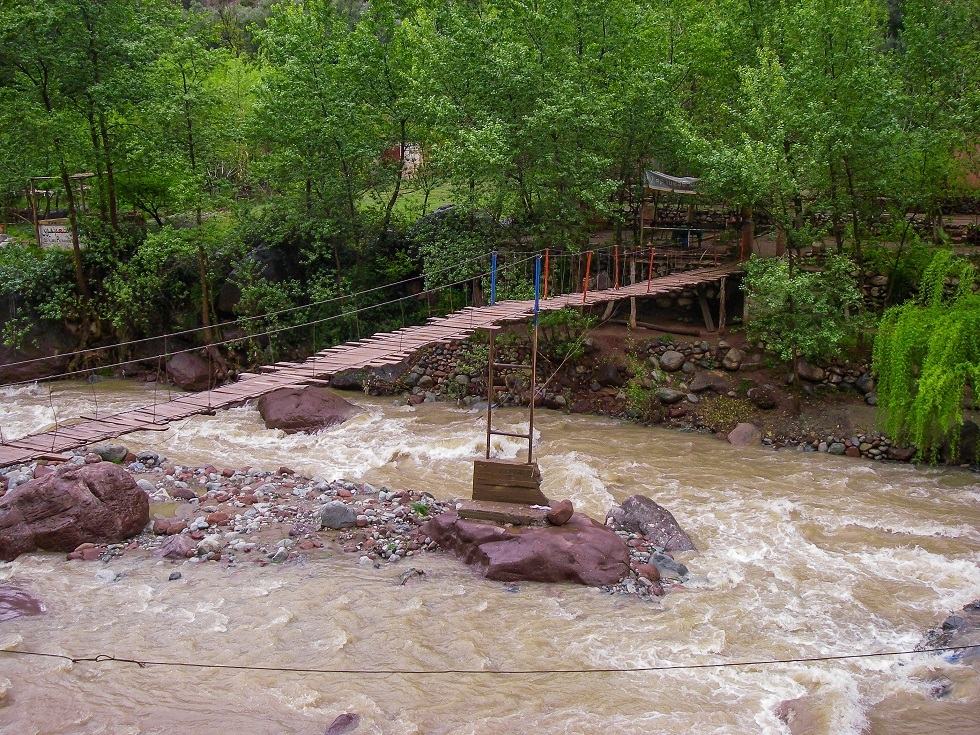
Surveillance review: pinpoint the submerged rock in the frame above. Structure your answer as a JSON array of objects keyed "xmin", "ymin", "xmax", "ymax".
[
  {"xmin": 0, "ymin": 584, "xmax": 44, "ymax": 621},
  {"xmin": 775, "ymin": 695, "xmax": 832, "ymax": 735},
  {"xmin": 325, "ymin": 713, "xmax": 361, "ymax": 735},
  {"xmin": 424, "ymin": 511, "xmax": 629, "ymax": 586},
  {"xmin": 918, "ymin": 599, "xmax": 980, "ymax": 666},
  {"xmin": 151, "ymin": 534, "xmax": 196, "ymax": 560},
  {"xmin": 0, "ymin": 462, "xmax": 149, "ymax": 561},
  {"xmin": 605, "ymin": 495, "xmax": 695, "ymax": 552},
  {"xmin": 257, "ymin": 386, "xmax": 362, "ymax": 434}
]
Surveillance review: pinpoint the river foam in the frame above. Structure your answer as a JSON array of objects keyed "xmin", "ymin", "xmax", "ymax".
[{"xmin": 1, "ymin": 382, "xmax": 978, "ymax": 734}]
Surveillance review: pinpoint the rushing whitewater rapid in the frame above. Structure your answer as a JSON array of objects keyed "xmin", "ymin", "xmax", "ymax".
[{"xmin": 1, "ymin": 380, "xmax": 979, "ymax": 735}]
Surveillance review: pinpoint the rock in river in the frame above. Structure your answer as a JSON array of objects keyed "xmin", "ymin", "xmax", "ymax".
[
  {"xmin": 0, "ymin": 462, "xmax": 149, "ymax": 562},
  {"xmin": 166, "ymin": 352, "xmax": 219, "ymax": 392},
  {"xmin": 728, "ymin": 422, "xmax": 762, "ymax": 447},
  {"xmin": 257, "ymin": 386, "xmax": 362, "ymax": 434},
  {"xmin": 605, "ymin": 494, "xmax": 695, "ymax": 552},
  {"xmin": 424, "ymin": 511, "xmax": 629, "ymax": 586}
]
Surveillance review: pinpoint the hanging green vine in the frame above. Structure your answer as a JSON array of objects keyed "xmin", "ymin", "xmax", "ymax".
[{"xmin": 872, "ymin": 250, "xmax": 980, "ymax": 462}]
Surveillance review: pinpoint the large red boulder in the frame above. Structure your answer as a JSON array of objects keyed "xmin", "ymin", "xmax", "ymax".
[
  {"xmin": 423, "ymin": 511, "xmax": 629, "ymax": 586},
  {"xmin": 257, "ymin": 386, "xmax": 362, "ymax": 434},
  {"xmin": 0, "ymin": 462, "xmax": 149, "ymax": 561},
  {"xmin": 605, "ymin": 494, "xmax": 695, "ymax": 552},
  {"xmin": 166, "ymin": 352, "xmax": 221, "ymax": 392}
]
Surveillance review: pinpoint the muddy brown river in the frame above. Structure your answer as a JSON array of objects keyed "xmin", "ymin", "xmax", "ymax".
[{"xmin": 1, "ymin": 380, "xmax": 979, "ymax": 734}]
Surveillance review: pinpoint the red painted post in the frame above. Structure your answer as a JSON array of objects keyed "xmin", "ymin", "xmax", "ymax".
[
  {"xmin": 582, "ymin": 251, "xmax": 593, "ymax": 303},
  {"xmin": 647, "ymin": 248, "xmax": 654, "ymax": 293}
]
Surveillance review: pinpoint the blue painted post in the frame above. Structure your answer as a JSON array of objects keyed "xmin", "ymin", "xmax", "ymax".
[{"xmin": 490, "ymin": 251, "xmax": 498, "ymax": 306}]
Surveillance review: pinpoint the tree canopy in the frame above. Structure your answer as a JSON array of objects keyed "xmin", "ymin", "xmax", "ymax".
[{"xmin": 0, "ymin": 0, "xmax": 977, "ymax": 367}]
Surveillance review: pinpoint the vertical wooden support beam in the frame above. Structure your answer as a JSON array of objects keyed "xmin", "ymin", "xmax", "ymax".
[
  {"xmin": 614, "ymin": 244, "xmax": 619, "ymax": 289},
  {"xmin": 485, "ymin": 330, "xmax": 495, "ymax": 459},
  {"xmin": 697, "ymin": 285, "xmax": 716, "ymax": 333},
  {"xmin": 718, "ymin": 277, "xmax": 727, "ymax": 334},
  {"xmin": 647, "ymin": 249, "xmax": 654, "ymax": 292},
  {"xmin": 581, "ymin": 251, "xmax": 593, "ymax": 303},
  {"xmin": 543, "ymin": 248, "xmax": 550, "ymax": 300},
  {"xmin": 490, "ymin": 251, "xmax": 497, "ymax": 306},
  {"xmin": 528, "ymin": 255, "xmax": 541, "ymax": 463},
  {"xmin": 29, "ymin": 178, "xmax": 41, "ymax": 247}
]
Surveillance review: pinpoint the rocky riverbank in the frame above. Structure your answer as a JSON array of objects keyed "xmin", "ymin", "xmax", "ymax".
[
  {"xmin": 328, "ymin": 325, "xmax": 977, "ymax": 470},
  {"xmin": 0, "ymin": 444, "xmax": 699, "ymax": 601}
]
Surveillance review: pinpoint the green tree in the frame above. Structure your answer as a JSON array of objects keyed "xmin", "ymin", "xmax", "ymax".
[
  {"xmin": 872, "ymin": 251, "xmax": 980, "ymax": 462},
  {"xmin": 742, "ymin": 254, "xmax": 863, "ymax": 412},
  {"xmin": 0, "ymin": 1, "xmax": 92, "ymax": 296}
]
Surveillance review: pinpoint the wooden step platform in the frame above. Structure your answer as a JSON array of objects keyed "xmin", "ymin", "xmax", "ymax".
[
  {"xmin": 472, "ymin": 458, "xmax": 549, "ymax": 506},
  {"xmin": 456, "ymin": 499, "xmax": 551, "ymax": 526}
]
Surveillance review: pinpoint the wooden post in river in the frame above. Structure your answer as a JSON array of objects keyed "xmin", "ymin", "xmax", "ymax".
[{"xmin": 464, "ymin": 254, "xmax": 551, "ymax": 525}]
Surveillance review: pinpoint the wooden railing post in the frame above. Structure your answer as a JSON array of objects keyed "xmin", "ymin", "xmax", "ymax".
[{"xmin": 581, "ymin": 251, "xmax": 593, "ymax": 303}]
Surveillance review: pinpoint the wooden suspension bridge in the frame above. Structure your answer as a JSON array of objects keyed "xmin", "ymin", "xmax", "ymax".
[{"xmin": 0, "ymin": 262, "xmax": 742, "ymax": 469}]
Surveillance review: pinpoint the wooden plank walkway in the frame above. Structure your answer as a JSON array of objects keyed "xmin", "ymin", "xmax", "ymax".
[{"xmin": 0, "ymin": 263, "xmax": 741, "ymax": 468}]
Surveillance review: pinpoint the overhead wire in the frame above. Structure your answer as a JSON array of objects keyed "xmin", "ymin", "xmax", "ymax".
[{"xmin": 0, "ymin": 645, "xmax": 967, "ymax": 677}]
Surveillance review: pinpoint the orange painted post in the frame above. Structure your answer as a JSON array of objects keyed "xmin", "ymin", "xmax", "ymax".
[
  {"xmin": 543, "ymin": 248, "xmax": 550, "ymax": 299},
  {"xmin": 647, "ymin": 248, "xmax": 654, "ymax": 293},
  {"xmin": 581, "ymin": 251, "xmax": 593, "ymax": 304},
  {"xmin": 613, "ymin": 245, "xmax": 619, "ymax": 289}
]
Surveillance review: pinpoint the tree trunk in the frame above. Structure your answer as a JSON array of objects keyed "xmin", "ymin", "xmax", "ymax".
[
  {"xmin": 380, "ymin": 119, "xmax": 407, "ymax": 235},
  {"xmin": 740, "ymin": 207, "xmax": 754, "ymax": 260},
  {"xmin": 197, "ymin": 242, "xmax": 213, "ymax": 344},
  {"xmin": 181, "ymin": 67, "xmax": 202, "ymax": 227},
  {"xmin": 792, "ymin": 348, "xmax": 801, "ymax": 415},
  {"xmin": 843, "ymin": 157, "xmax": 864, "ymax": 287},
  {"xmin": 99, "ymin": 112, "xmax": 119, "ymax": 231},
  {"xmin": 86, "ymin": 105, "xmax": 108, "ymax": 222},
  {"xmin": 59, "ymin": 162, "xmax": 89, "ymax": 299}
]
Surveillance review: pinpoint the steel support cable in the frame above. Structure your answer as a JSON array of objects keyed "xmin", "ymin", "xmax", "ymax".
[
  {"xmin": 1, "ymin": 250, "xmax": 499, "ymax": 372},
  {"xmin": 0, "ymin": 264, "xmax": 521, "ymax": 390},
  {"xmin": 0, "ymin": 645, "xmax": 968, "ymax": 676},
  {"xmin": 2, "ymin": 251, "xmax": 563, "ymax": 389},
  {"xmin": 1, "ymin": 251, "xmax": 712, "ymax": 391}
]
